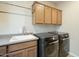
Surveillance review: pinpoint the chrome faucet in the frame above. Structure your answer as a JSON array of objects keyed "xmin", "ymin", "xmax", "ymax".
[{"xmin": 22, "ymin": 26, "xmax": 27, "ymax": 35}]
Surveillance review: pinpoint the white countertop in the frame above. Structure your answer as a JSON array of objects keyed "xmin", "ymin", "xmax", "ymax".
[{"xmin": 0, "ymin": 34, "xmax": 38, "ymax": 46}]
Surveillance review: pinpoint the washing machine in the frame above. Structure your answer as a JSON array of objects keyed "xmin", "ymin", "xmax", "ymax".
[{"xmin": 58, "ymin": 32, "xmax": 70, "ymax": 57}]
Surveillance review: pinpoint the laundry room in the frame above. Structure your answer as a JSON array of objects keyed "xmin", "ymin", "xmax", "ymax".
[{"xmin": 0, "ymin": 0, "xmax": 78, "ymax": 58}]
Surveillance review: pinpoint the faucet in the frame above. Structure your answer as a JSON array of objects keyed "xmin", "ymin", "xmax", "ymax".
[
  {"xmin": 22, "ymin": 26, "xmax": 33, "ymax": 35},
  {"xmin": 22, "ymin": 26, "xmax": 27, "ymax": 35}
]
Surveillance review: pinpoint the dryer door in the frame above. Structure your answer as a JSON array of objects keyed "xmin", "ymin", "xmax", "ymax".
[
  {"xmin": 59, "ymin": 38, "xmax": 70, "ymax": 57},
  {"xmin": 45, "ymin": 40, "xmax": 59, "ymax": 57}
]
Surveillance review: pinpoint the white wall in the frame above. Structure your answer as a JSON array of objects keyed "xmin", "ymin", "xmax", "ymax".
[
  {"xmin": 0, "ymin": 2, "xmax": 26, "ymax": 34},
  {"xmin": 56, "ymin": 1, "xmax": 79, "ymax": 56},
  {"xmin": 0, "ymin": 1, "xmax": 60, "ymax": 34}
]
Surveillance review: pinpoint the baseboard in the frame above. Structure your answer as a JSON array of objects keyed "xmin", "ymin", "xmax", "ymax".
[{"xmin": 69, "ymin": 52, "xmax": 78, "ymax": 57}]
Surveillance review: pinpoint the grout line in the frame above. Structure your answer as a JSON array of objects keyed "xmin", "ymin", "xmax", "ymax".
[
  {"xmin": 0, "ymin": 2, "xmax": 32, "ymax": 16},
  {"xmin": 0, "ymin": 2, "xmax": 32, "ymax": 10},
  {"xmin": 0, "ymin": 11, "xmax": 32, "ymax": 17}
]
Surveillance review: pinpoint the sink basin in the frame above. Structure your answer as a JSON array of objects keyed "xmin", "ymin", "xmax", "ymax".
[{"xmin": 9, "ymin": 34, "xmax": 38, "ymax": 42}]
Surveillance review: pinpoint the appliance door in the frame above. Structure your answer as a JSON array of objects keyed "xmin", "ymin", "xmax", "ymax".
[
  {"xmin": 45, "ymin": 40, "xmax": 59, "ymax": 57},
  {"xmin": 59, "ymin": 38, "xmax": 70, "ymax": 57}
]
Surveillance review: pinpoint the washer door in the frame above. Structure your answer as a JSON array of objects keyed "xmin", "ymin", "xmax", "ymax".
[
  {"xmin": 59, "ymin": 38, "xmax": 70, "ymax": 57},
  {"xmin": 45, "ymin": 40, "xmax": 59, "ymax": 57}
]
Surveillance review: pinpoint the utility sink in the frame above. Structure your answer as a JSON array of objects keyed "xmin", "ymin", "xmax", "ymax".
[{"xmin": 9, "ymin": 34, "xmax": 38, "ymax": 42}]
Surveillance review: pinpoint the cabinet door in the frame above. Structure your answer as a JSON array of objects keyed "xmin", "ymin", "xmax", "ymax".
[
  {"xmin": 27, "ymin": 47, "xmax": 37, "ymax": 57},
  {"xmin": 8, "ymin": 50, "xmax": 27, "ymax": 57},
  {"xmin": 0, "ymin": 46, "xmax": 6, "ymax": 56},
  {"xmin": 32, "ymin": 4, "xmax": 36, "ymax": 24},
  {"xmin": 57, "ymin": 10, "xmax": 62, "ymax": 25},
  {"xmin": 52, "ymin": 8, "xmax": 58, "ymax": 24},
  {"xmin": 45, "ymin": 6, "xmax": 52, "ymax": 24},
  {"xmin": 35, "ymin": 3, "xmax": 44, "ymax": 24},
  {"xmin": 8, "ymin": 40, "xmax": 37, "ymax": 53}
]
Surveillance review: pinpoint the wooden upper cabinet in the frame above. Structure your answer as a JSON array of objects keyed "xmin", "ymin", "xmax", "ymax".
[
  {"xmin": 52, "ymin": 8, "xmax": 62, "ymax": 25},
  {"xmin": 34, "ymin": 3, "xmax": 44, "ymax": 24},
  {"xmin": 57, "ymin": 10, "xmax": 62, "ymax": 24},
  {"xmin": 45, "ymin": 6, "xmax": 52, "ymax": 24},
  {"xmin": 32, "ymin": 2, "xmax": 62, "ymax": 25},
  {"xmin": 52, "ymin": 8, "xmax": 58, "ymax": 24}
]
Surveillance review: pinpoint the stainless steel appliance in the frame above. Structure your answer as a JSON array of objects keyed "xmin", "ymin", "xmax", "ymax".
[
  {"xmin": 58, "ymin": 32, "xmax": 70, "ymax": 57},
  {"xmin": 35, "ymin": 33, "xmax": 59, "ymax": 57},
  {"xmin": 48, "ymin": 32, "xmax": 70, "ymax": 57},
  {"xmin": 45, "ymin": 37, "xmax": 59, "ymax": 57}
]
